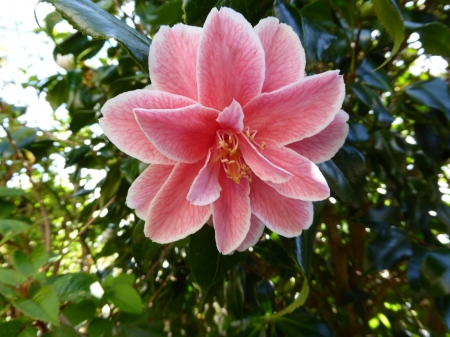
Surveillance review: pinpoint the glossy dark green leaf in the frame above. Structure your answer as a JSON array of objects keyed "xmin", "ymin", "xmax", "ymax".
[
  {"xmin": 88, "ymin": 318, "xmax": 113, "ymax": 337},
  {"xmin": 189, "ymin": 225, "xmax": 246, "ymax": 290},
  {"xmin": 435, "ymin": 295, "xmax": 450, "ymax": 331},
  {"xmin": 139, "ymin": 0, "xmax": 183, "ymax": 26},
  {"xmin": 131, "ymin": 220, "xmax": 161, "ymax": 272},
  {"xmin": 44, "ymin": 11, "xmax": 63, "ymax": 37},
  {"xmin": 357, "ymin": 59, "xmax": 393, "ymax": 92},
  {"xmin": 105, "ymin": 284, "xmax": 142, "ymax": 314},
  {"xmin": 183, "ymin": 0, "xmax": 273, "ymax": 26},
  {"xmin": 405, "ymin": 21, "xmax": 450, "ymax": 58},
  {"xmin": 54, "ymin": 32, "xmax": 104, "ymax": 61},
  {"xmin": 373, "ymin": 129, "xmax": 407, "ymax": 179},
  {"xmin": 279, "ymin": 201, "xmax": 325, "ymax": 278},
  {"xmin": 407, "ymin": 245, "xmax": 430, "ymax": 291},
  {"xmin": 254, "ymin": 279, "xmax": 274, "ymax": 314},
  {"xmin": 367, "ymin": 227, "xmax": 412, "ymax": 271},
  {"xmin": 12, "ymin": 251, "xmax": 35, "ymax": 277},
  {"xmin": 0, "ymin": 187, "xmax": 26, "ymax": 197},
  {"xmin": 372, "ymin": 0, "xmax": 404, "ymax": 68},
  {"xmin": 62, "ymin": 299, "xmax": 97, "ymax": 325},
  {"xmin": 13, "ymin": 286, "xmax": 60, "ymax": 326},
  {"xmin": 318, "ymin": 160, "xmax": 355, "ymax": 204},
  {"xmin": 43, "ymin": 0, "xmax": 152, "ymax": 73},
  {"xmin": 358, "ymin": 206, "xmax": 402, "ymax": 231},
  {"xmin": 0, "ymin": 321, "xmax": 24, "ymax": 337},
  {"xmin": 333, "ymin": 0, "xmax": 356, "ymax": 28},
  {"xmin": 347, "ymin": 123, "xmax": 370, "ymax": 143},
  {"xmin": 274, "ymin": 0, "xmax": 336, "ymax": 67},
  {"xmin": 352, "ymin": 83, "xmax": 394, "ymax": 128},
  {"xmin": 436, "ymin": 203, "xmax": 450, "ymax": 235},
  {"xmin": 274, "ymin": 312, "xmax": 335, "ymax": 337},
  {"xmin": 421, "ymin": 249, "xmax": 450, "ymax": 297},
  {"xmin": 0, "ymin": 127, "xmax": 37, "ymax": 158},
  {"xmin": 65, "ymin": 145, "xmax": 90, "ymax": 167},
  {"xmin": 225, "ymin": 267, "xmax": 245, "ymax": 318},
  {"xmin": 404, "ymin": 78, "xmax": 450, "ymax": 120}
]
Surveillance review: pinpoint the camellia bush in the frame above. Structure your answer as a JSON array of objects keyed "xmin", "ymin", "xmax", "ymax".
[{"xmin": 1, "ymin": 0, "xmax": 450, "ymax": 336}]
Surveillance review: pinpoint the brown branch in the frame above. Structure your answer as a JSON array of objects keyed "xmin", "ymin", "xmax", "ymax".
[{"xmin": 148, "ymin": 271, "xmax": 174, "ymax": 306}]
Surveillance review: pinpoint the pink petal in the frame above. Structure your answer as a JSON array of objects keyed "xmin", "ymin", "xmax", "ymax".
[
  {"xmin": 263, "ymin": 141, "xmax": 330, "ymax": 201},
  {"xmin": 99, "ymin": 89, "xmax": 195, "ymax": 164},
  {"xmin": 216, "ymin": 100, "xmax": 244, "ymax": 132},
  {"xmin": 237, "ymin": 134, "xmax": 292, "ymax": 184},
  {"xmin": 187, "ymin": 149, "xmax": 221, "ymax": 206},
  {"xmin": 212, "ymin": 171, "xmax": 251, "ymax": 254},
  {"xmin": 254, "ymin": 17, "xmax": 306, "ymax": 93},
  {"xmin": 145, "ymin": 162, "xmax": 211, "ymax": 243},
  {"xmin": 243, "ymin": 70, "xmax": 345, "ymax": 145},
  {"xmin": 197, "ymin": 7, "xmax": 265, "ymax": 111},
  {"xmin": 126, "ymin": 164, "xmax": 174, "ymax": 219},
  {"xmin": 149, "ymin": 24, "xmax": 202, "ymax": 101},
  {"xmin": 134, "ymin": 104, "xmax": 219, "ymax": 163},
  {"xmin": 288, "ymin": 110, "xmax": 349, "ymax": 164},
  {"xmin": 236, "ymin": 214, "xmax": 265, "ymax": 252},
  {"xmin": 250, "ymin": 176, "xmax": 313, "ymax": 237}
]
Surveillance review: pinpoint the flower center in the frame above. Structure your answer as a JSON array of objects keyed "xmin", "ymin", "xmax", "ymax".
[{"xmin": 214, "ymin": 130, "xmax": 252, "ymax": 184}]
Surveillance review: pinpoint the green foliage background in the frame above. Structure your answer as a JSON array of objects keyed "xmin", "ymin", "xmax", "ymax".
[{"xmin": 0, "ymin": 0, "xmax": 450, "ymax": 336}]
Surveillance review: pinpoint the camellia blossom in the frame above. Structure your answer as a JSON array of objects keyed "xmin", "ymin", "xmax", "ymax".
[{"xmin": 99, "ymin": 7, "xmax": 348, "ymax": 254}]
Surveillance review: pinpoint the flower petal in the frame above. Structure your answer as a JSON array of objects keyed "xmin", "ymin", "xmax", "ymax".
[
  {"xmin": 263, "ymin": 141, "xmax": 330, "ymax": 201},
  {"xmin": 216, "ymin": 100, "xmax": 244, "ymax": 132},
  {"xmin": 212, "ymin": 171, "xmax": 251, "ymax": 254},
  {"xmin": 250, "ymin": 176, "xmax": 313, "ymax": 237},
  {"xmin": 237, "ymin": 134, "xmax": 292, "ymax": 184},
  {"xmin": 197, "ymin": 7, "xmax": 265, "ymax": 111},
  {"xmin": 145, "ymin": 162, "xmax": 211, "ymax": 243},
  {"xmin": 149, "ymin": 24, "xmax": 202, "ymax": 100},
  {"xmin": 99, "ymin": 89, "xmax": 195, "ymax": 164},
  {"xmin": 243, "ymin": 70, "xmax": 345, "ymax": 145},
  {"xmin": 126, "ymin": 164, "xmax": 174, "ymax": 219},
  {"xmin": 288, "ymin": 110, "xmax": 349, "ymax": 164},
  {"xmin": 187, "ymin": 149, "xmax": 221, "ymax": 206},
  {"xmin": 254, "ymin": 17, "xmax": 305, "ymax": 93},
  {"xmin": 236, "ymin": 214, "xmax": 265, "ymax": 252},
  {"xmin": 134, "ymin": 104, "xmax": 219, "ymax": 163}
]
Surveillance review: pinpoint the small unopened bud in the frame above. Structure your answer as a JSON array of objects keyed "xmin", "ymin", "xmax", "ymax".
[{"xmin": 56, "ymin": 53, "xmax": 75, "ymax": 70}]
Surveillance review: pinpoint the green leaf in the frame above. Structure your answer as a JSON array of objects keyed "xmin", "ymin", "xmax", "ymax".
[
  {"xmin": 0, "ymin": 187, "xmax": 26, "ymax": 197},
  {"xmin": 405, "ymin": 21, "xmax": 450, "ymax": 58},
  {"xmin": 131, "ymin": 220, "xmax": 161, "ymax": 272},
  {"xmin": 435, "ymin": 295, "xmax": 450, "ymax": 331},
  {"xmin": 0, "ymin": 269, "xmax": 27, "ymax": 286},
  {"xmin": 52, "ymin": 272, "xmax": 98, "ymax": 303},
  {"xmin": 347, "ymin": 123, "xmax": 369, "ymax": 143},
  {"xmin": 13, "ymin": 286, "xmax": 60, "ymax": 326},
  {"xmin": 274, "ymin": 312, "xmax": 334, "ymax": 337},
  {"xmin": 18, "ymin": 326, "xmax": 39, "ymax": 337},
  {"xmin": 51, "ymin": 325, "xmax": 78, "ymax": 337},
  {"xmin": 421, "ymin": 249, "xmax": 450, "ymax": 297},
  {"xmin": 357, "ymin": 206, "xmax": 402, "ymax": 231},
  {"xmin": 279, "ymin": 201, "xmax": 325, "ymax": 278},
  {"xmin": 42, "ymin": 0, "xmax": 152, "ymax": 73},
  {"xmin": 0, "ymin": 321, "xmax": 24, "ymax": 337},
  {"xmin": 0, "ymin": 219, "xmax": 30, "ymax": 244},
  {"xmin": 139, "ymin": 0, "xmax": 183, "ymax": 26},
  {"xmin": 30, "ymin": 246, "xmax": 49, "ymax": 271},
  {"xmin": 44, "ymin": 11, "xmax": 62, "ymax": 37},
  {"xmin": 62, "ymin": 300, "xmax": 97, "ymax": 325},
  {"xmin": 54, "ymin": 32, "xmax": 104, "ymax": 61},
  {"xmin": 12, "ymin": 251, "xmax": 35, "ymax": 277},
  {"xmin": 357, "ymin": 59, "xmax": 393, "ymax": 92},
  {"xmin": 372, "ymin": 0, "xmax": 404, "ymax": 68},
  {"xmin": 88, "ymin": 318, "xmax": 113, "ymax": 337},
  {"xmin": 189, "ymin": 225, "xmax": 246, "ymax": 290},
  {"xmin": 274, "ymin": 0, "xmax": 336, "ymax": 68},
  {"xmin": 105, "ymin": 284, "xmax": 142, "ymax": 314},
  {"xmin": 352, "ymin": 83, "xmax": 394, "ymax": 129},
  {"xmin": 0, "ymin": 201, "xmax": 15, "ymax": 218},
  {"xmin": 404, "ymin": 78, "xmax": 450, "ymax": 119},
  {"xmin": 318, "ymin": 160, "xmax": 355, "ymax": 204},
  {"xmin": 372, "ymin": 129, "xmax": 407, "ymax": 179},
  {"xmin": 436, "ymin": 203, "xmax": 450, "ymax": 235},
  {"xmin": 367, "ymin": 227, "xmax": 412, "ymax": 271}
]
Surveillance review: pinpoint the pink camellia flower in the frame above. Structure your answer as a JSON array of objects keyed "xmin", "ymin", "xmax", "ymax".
[{"xmin": 99, "ymin": 7, "xmax": 347, "ymax": 254}]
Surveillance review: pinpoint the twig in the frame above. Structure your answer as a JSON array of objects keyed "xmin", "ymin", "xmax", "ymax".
[
  {"xmin": 1, "ymin": 122, "xmax": 51, "ymax": 252},
  {"xmin": 148, "ymin": 271, "xmax": 174, "ymax": 306}
]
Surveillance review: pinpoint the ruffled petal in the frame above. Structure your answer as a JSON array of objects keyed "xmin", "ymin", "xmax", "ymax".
[
  {"xmin": 250, "ymin": 176, "xmax": 313, "ymax": 237},
  {"xmin": 254, "ymin": 17, "xmax": 305, "ymax": 92},
  {"xmin": 243, "ymin": 70, "xmax": 345, "ymax": 145},
  {"xmin": 99, "ymin": 89, "xmax": 195, "ymax": 164},
  {"xmin": 236, "ymin": 214, "xmax": 265, "ymax": 252},
  {"xmin": 134, "ymin": 104, "xmax": 219, "ymax": 163},
  {"xmin": 212, "ymin": 171, "xmax": 251, "ymax": 254},
  {"xmin": 145, "ymin": 162, "xmax": 211, "ymax": 243},
  {"xmin": 187, "ymin": 149, "xmax": 221, "ymax": 206},
  {"xmin": 197, "ymin": 7, "xmax": 265, "ymax": 111},
  {"xmin": 149, "ymin": 24, "xmax": 202, "ymax": 100},
  {"xmin": 126, "ymin": 164, "xmax": 174, "ymax": 219},
  {"xmin": 237, "ymin": 134, "xmax": 292, "ymax": 184},
  {"xmin": 263, "ymin": 141, "xmax": 330, "ymax": 201},
  {"xmin": 216, "ymin": 100, "xmax": 244, "ymax": 133},
  {"xmin": 288, "ymin": 110, "xmax": 349, "ymax": 164}
]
